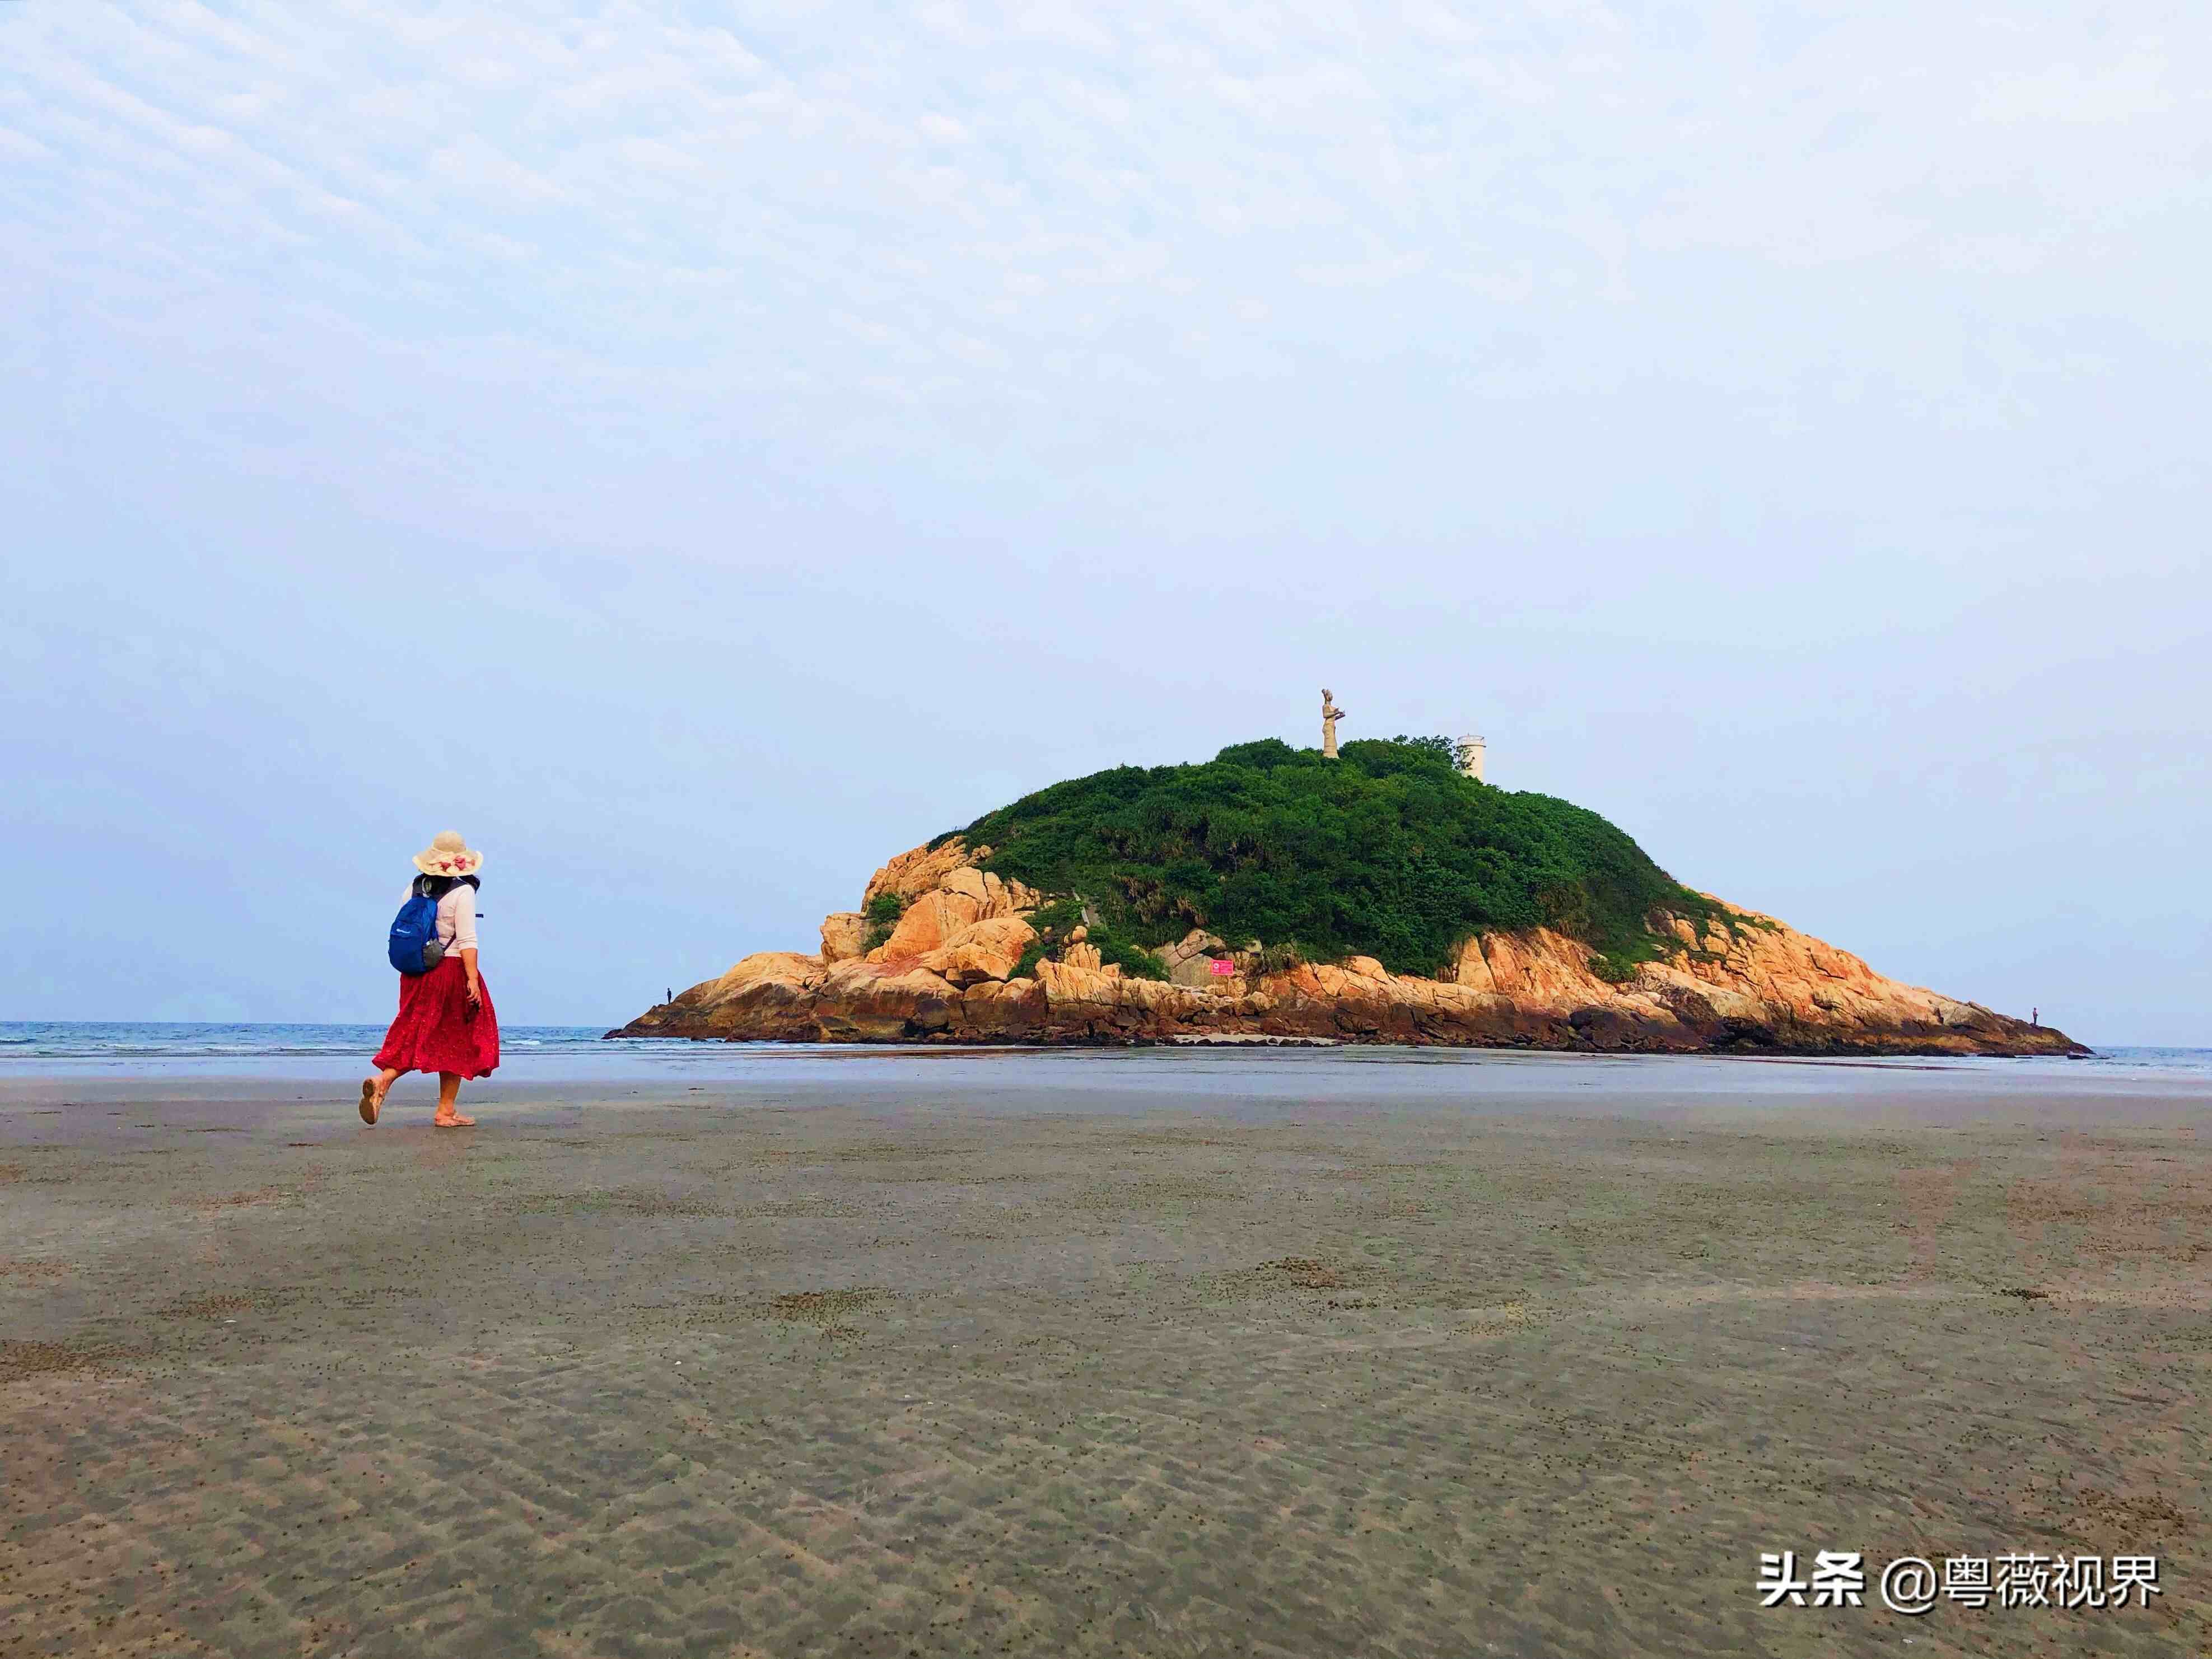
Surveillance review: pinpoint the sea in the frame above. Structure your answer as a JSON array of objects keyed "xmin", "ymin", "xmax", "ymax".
[{"xmin": 2, "ymin": 1022, "xmax": 2207, "ymax": 1099}]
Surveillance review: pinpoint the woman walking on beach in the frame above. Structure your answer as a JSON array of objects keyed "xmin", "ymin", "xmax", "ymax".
[{"xmin": 361, "ymin": 831, "xmax": 498, "ymax": 1128}]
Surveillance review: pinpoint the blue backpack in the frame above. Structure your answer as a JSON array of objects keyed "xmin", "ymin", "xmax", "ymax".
[{"xmin": 388, "ymin": 890, "xmax": 447, "ymax": 975}]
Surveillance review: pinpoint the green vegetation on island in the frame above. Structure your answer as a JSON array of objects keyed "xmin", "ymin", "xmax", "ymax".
[
  {"xmin": 861, "ymin": 891, "xmax": 906, "ymax": 952},
  {"xmin": 1007, "ymin": 896, "xmax": 1170, "ymax": 983},
  {"xmin": 944, "ymin": 737, "xmax": 1739, "ymax": 982}
]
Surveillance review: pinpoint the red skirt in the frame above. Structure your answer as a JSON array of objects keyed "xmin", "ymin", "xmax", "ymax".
[{"xmin": 374, "ymin": 957, "xmax": 500, "ymax": 1078}]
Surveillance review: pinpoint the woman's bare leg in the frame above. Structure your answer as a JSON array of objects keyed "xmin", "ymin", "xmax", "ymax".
[{"xmin": 433, "ymin": 1072, "xmax": 474, "ymax": 1127}]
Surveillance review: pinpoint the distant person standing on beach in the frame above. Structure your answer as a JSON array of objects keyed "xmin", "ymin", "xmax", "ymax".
[{"xmin": 360, "ymin": 831, "xmax": 499, "ymax": 1128}]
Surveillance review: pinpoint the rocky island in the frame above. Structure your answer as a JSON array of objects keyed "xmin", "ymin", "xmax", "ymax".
[{"xmin": 614, "ymin": 737, "xmax": 2083, "ymax": 1055}]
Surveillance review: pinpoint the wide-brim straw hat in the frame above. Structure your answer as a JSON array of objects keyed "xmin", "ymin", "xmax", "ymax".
[{"xmin": 413, "ymin": 830, "xmax": 485, "ymax": 877}]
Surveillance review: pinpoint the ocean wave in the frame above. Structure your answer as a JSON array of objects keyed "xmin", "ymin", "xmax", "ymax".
[
  {"xmin": 3, "ymin": 1023, "xmax": 2206, "ymax": 1085},
  {"xmin": 0, "ymin": 1022, "xmax": 612, "ymax": 1061}
]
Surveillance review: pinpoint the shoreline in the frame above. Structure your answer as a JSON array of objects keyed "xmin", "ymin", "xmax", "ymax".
[{"xmin": 604, "ymin": 1027, "xmax": 2096, "ymax": 1057}]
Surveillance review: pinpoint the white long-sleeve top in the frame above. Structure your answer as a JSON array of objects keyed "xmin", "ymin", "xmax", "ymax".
[
  {"xmin": 440, "ymin": 886, "xmax": 479, "ymax": 957},
  {"xmin": 408, "ymin": 885, "xmax": 479, "ymax": 959}
]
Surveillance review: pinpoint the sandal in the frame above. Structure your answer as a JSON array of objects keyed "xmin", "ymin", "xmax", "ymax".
[{"xmin": 358, "ymin": 1079, "xmax": 381, "ymax": 1125}]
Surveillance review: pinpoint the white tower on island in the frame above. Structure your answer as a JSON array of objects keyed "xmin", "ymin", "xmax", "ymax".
[{"xmin": 1455, "ymin": 734, "xmax": 1486, "ymax": 782}]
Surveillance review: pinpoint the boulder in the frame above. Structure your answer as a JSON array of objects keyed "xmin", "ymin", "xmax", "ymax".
[
  {"xmin": 862, "ymin": 839, "xmax": 978, "ymax": 908},
  {"xmin": 961, "ymin": 975, "xmax": 1047, "ymax": 1035},
  {"xmin": 920, "ymin": 916, "xmax": 1038, "ymax": 987},
  {"xmin": 815, "ymin": 960, "xmax": 960, "ymax": 1039},
  {"xmin": 874, "ymin": 888, "xmax": 986, "ymax": 961},
  {"xmin": 617, "ymin": 951, "xmax": 825, "ymax": 1041},
  {"xmin": 819, "ymin": 912, "xmax": 869, "ymax": 963},
  {"xmin": 1160, "ymin": 929, "xmax": 1233, "ymax": 988}
]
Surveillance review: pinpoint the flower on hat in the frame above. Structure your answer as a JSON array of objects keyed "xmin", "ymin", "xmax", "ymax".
[{"xmin": 414, "ymin": 833, "xmax": 486, "ymax": 877}]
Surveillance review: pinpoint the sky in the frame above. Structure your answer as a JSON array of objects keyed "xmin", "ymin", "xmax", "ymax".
[{"xmin": 3, "ymin": 1, "xmax": 2207, "ymax": 1044}]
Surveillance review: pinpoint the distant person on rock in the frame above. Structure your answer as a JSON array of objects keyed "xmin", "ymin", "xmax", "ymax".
[{"xmin": 360, "ymin": 831, "xmax": 499, "ymax": 1128}]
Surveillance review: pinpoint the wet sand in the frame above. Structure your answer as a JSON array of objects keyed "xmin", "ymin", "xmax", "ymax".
[{"xmin": 3, "ymin": 1063, "xmax": 2208, "ymax": 1657}]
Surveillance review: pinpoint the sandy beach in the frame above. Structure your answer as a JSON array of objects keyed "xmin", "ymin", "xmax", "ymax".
[{"xmin": 3, "ymin": 1055, "xmax": 2207, "ymax": 1657}]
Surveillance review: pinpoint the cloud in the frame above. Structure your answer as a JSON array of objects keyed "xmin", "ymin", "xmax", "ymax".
[
  {"xmin": 1973, "ymin": 51, "xmax": 2176, "ymax": 124},
  {"xmin": 0, "ymin": 0, "xmax": 2206, "ymax": 504}
]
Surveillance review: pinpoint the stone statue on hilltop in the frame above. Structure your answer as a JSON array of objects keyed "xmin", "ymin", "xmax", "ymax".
[{"xmin": 1321, "ymin": 688, "xmax": 1347, "ymax": 758}]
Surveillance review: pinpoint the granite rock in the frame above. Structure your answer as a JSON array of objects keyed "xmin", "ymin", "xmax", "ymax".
[{"xmin": 613, "ymin": 844, "xmax": 2084, "ymax": 1055}]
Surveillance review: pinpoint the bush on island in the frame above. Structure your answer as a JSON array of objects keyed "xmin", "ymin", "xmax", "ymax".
[{"xmin": 940, "ymin": 736, "xmax": 1737, "ymax": 982}]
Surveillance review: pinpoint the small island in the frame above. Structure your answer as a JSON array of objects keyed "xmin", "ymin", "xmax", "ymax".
[{"xmin": 614, "ymin": 734, "xmax": 2083, "ymax": 1056}]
